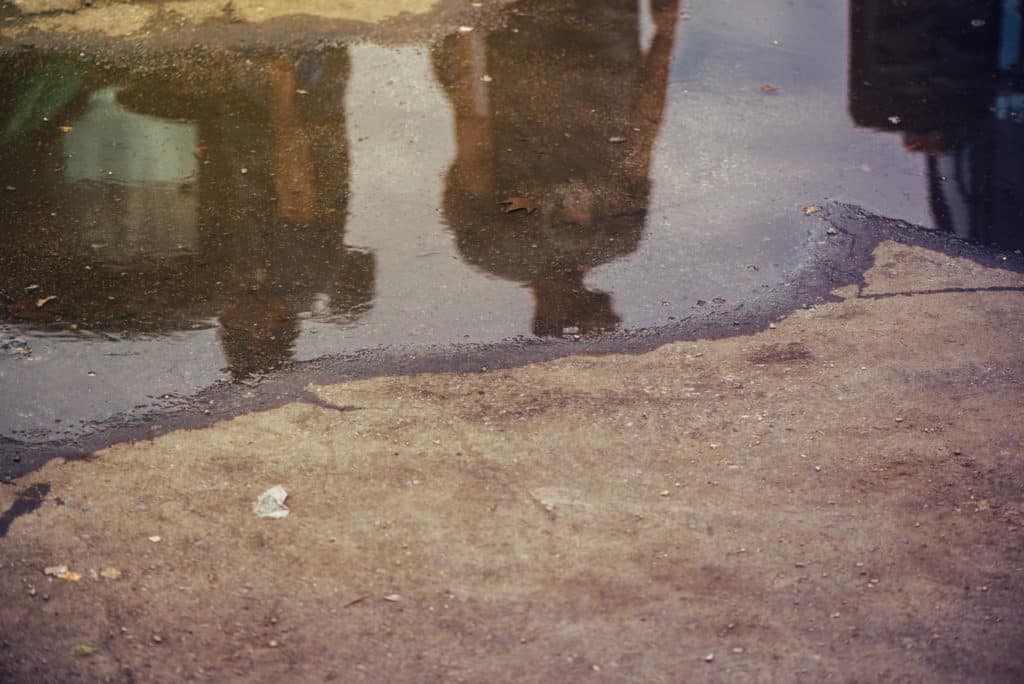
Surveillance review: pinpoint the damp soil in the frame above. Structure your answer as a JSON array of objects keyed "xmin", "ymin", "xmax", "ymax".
[{"xmin": 2, "ymin": 0, "xmax": 1024, "ymax": 467}]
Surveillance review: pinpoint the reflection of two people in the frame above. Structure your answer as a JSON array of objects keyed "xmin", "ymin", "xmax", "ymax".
[
  {"xmin": 102, "ymin": 52, "xmax": 374, "ymax": 378},
  {"xmin": 434, "ymin": 0, "xmax": 679, "ymax": 336},
  {"xmin": 850, "ymin": 0, "xmax": 1024, "ymax": 249}
]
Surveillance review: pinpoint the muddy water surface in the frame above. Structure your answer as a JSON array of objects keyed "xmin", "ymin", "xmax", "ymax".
[{"xmin": 1, "ymin": 0, "xmax": 1022, "ymax": 448}]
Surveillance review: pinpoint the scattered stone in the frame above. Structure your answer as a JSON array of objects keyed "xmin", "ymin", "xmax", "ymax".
[
  {"xmin": 269, "ymin": 640, "xmax": 279, "ymax": 648},
  {"xmin": 608, "ymin": 136, "xmax": 627, "ymax": 143},
  {"xmin": 43, "ymin": 565, "xmax": 68, "ymax": 577},
  {"xmin": 253, "ymin": 486, "xmax": 289, "ymax": 519},
  {"xmin": 148, "ymin": 536, "xmax": 161, "ymax": 543},
  {"xmin": 704, "ymin": 653, "xmax": 715, "ymax": 662},
  {"xmin": 803, "ymin": 205, "xmax": 822, "ymax": 215},
  {"xmin": 383, "ymin": 594, "xmax": 402, "ymax": 602},
  {"xmin": 826, "ymin": 225, "xmax": 839, "ymax": 235},
  {"xmin": 71, "ymin": 644, "xmax": 96, "ymax": 657},
  {"xmin": 152, "ymin": 635, "xmax": 162, "ymax": 644},
  {"xmin": 99, "ymin": 567, "xmax": 122, "ymax": 581}
]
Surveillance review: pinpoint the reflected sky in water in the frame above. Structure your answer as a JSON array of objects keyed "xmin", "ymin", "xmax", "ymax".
[{"xmin": 1, "ymin": 0, "xmax": 1021, "ymax": 438}]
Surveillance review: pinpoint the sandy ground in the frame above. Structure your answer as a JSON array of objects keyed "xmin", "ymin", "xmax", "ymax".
[{"xmin": 1, "ymin": 239, "xmax": 1023, "ymax": 683}]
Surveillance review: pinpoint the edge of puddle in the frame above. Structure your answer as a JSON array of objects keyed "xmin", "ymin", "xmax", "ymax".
[{"xmin": 2, "ymin": 200, "xmax": 1023, "ymax": 479}]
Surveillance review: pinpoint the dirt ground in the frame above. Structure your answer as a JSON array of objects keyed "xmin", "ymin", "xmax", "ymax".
[
  {"xmin": 1, "ymin": 239, "xmax": 1023, "ymax": 683},
  {"xmin": 1, "ymin": 0, "xmax": 512, "ymax": 50}
]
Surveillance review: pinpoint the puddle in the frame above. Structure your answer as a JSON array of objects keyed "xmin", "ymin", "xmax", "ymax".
[{"xmin": 1, "ymin": 0, "xmax": 1022, "ymax": 445}]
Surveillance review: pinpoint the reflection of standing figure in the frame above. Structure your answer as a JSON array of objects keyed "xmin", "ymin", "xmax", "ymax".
[
  {"xmin": 849, "ymin": 0, "xmax": 1024, "ymax": 249},
  {"xmin": 434, "ymin": 0, "xmax": 679, "ymax": 336},
  {"xmin": 117, "ymin": 50, "xmax": 376, "ymax": 377},
  {"xmin": 0, "ymin": 50, "xmax": 376, "ymax": 379}
]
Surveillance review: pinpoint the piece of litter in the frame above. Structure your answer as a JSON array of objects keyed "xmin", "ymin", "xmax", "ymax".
[
  {"xmin": 58, "ymin": 570, "xmax": 82, "ymax": 582},
  {"xmin": 383, "ymin": 594, "xmax": 402, "ymax": 602},
  {"xmin": 253, "ymin": 485, "xmax": 289, "ymax": 519},
  {"xmin": 43, "ymin": 565, "xmax": 68, "ymax": 577},
  {"xmin": 148, "ymin": 535, "xmax": 161, "ymax": 543},
  {"xmin": 71, "ymin": 644, "xmax": 96, "ymax": 657},
  {"xmin": 457, "ymin": 25, "xmax": 473, "ymax": 33},
  {"xmin": 608, "ymin": 136, "xmax": 627, "ymax": 143},
  {"xmin": 704, "ymin": 653, "xmax": 715, "ymax": 662}
]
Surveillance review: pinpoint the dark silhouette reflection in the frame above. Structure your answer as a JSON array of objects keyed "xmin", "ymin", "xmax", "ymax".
[
  {"xmin": 433, "ymin": 0, "xmax": 679, "ymax": 336},
  {"xmin": 850, "ymin": 0, "xmax": 1024, "ymax": 249},
  {"xmin": 0, "ymin": 50, "xmax": 374, "ymax": 378}
]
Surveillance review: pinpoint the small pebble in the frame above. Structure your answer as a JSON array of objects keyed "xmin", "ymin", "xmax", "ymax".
[{"xmin": 704, "ymin": 653, "xmax": 715, "ymax": 663}]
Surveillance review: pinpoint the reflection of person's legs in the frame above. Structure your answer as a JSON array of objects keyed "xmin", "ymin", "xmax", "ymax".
[
  {"xmin": 268, "ymin": 55, "xmax": 315, "ymax": 223},
  {"xmin": 625, "ymin": 0, "xmax": 679, "ymax": 175},
  {"xmin": 450, "ymin": 31, "xmax": 494, "ymax": 197}
]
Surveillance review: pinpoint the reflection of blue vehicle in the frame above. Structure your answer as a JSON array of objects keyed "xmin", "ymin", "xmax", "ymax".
[{"xmin": 849, "ymin": 0, "xmax": 1024, "ymax": 249}]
